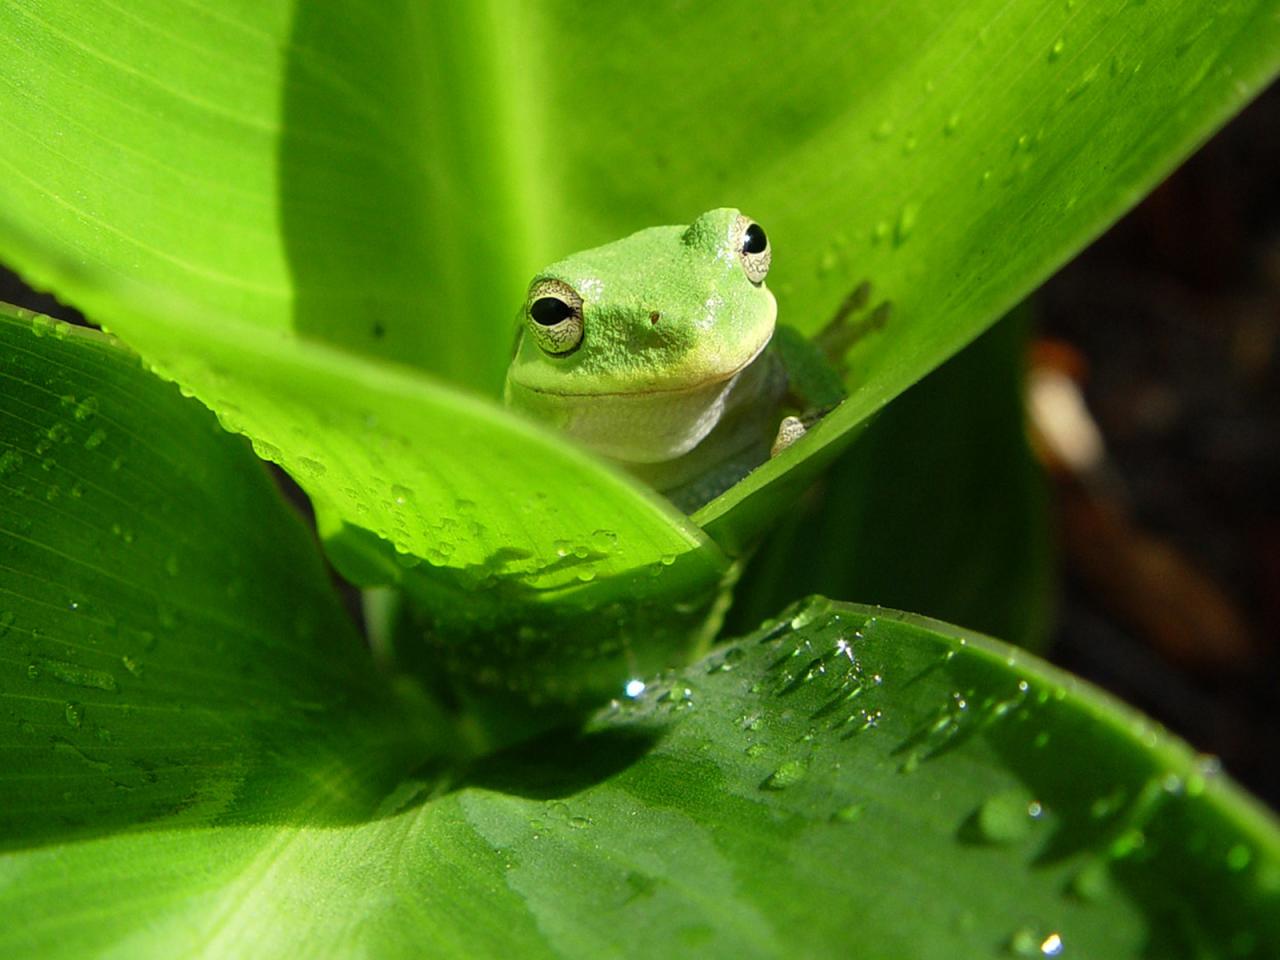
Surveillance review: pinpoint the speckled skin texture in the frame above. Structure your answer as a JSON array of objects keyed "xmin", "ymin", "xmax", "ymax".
[{"xmin": 505, "ymin": 208, "xmax": 778, "ymax": 469}]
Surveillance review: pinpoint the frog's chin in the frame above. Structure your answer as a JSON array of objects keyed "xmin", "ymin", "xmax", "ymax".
[{"xmin": 506, "ymin": 332, "xmax": 778, "ymax": 464}]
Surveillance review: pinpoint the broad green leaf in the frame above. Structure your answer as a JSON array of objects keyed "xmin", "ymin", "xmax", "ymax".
[
  {"xmin": 5, "ymin": 586, "xmax": 1277, "ymax": 956},
  {"xmin": 0, "ymin": 1, "xmax": 496, "ymax": 380},
  {"xmin": 2, "ymin": 2, "xmax": 1276, "ymax": 567},
  {"xmin": 729, "ymin": 310, "xmax": 1053, "ymax": 650},
  {"xmin": 0, "ymin": 306, "xmax": 425, "ymax": 853},
  {"xmin": 680, "ymin": 1, "xmax": 1280, "ymax": 544},
  {"xmin": 0, "ymin": 237, "xmax": 727, "ymax": 595}
]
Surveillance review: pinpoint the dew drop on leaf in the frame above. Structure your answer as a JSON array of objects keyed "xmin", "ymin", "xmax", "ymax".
[
  {"xmin": 1227, "ymin": 844, "xmax": 1252, "ymax": 872},
  {"xmin": 894, "ymin": 203, "xmax": 920, "ymax": 245},
  {"xmin": 1008, "ymin": 925, "xmax": 1064, "ymax": 957},
  {"xmin": 1069, "ymin": 859, "xmax": 1111, "ymax": 902},
  {"xmin": 974, "ymin": 789, "xmax": 1038, "ymax": 844},
  {"xmin": 72, "ymin": 395, "xmax": 100, "ymax": 422},
  {"xmin": 763, "ymin": 759, "xmax": 808, "ymax": 790},
  {"xmin": 832, "ymin": 802, "xmax": 864, "ymax": 824}
]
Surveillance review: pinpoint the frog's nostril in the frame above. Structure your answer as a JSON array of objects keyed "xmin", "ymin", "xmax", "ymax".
[{"xmin": 649, "ymin": 311, "xmax": 661, "ymax": 325}]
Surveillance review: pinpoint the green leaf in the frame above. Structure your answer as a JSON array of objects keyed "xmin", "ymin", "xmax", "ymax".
[
  {"xmin": 2, "ymin": 2, "xmax": 1276, "ymax": 565},
  {"xmin": 0, "ymin": 2, "xmax": 479, "ymax": 380},
  {"xmin": 5, "ymin": 586, "xmax": 1277, "ymax": 956},
  {"xmin": 729, "ymin": 310, "xmax": 1053, "ymax": 650},
  {"xmin": 0, "ymin": 305, "xmax": 421, "ymax": 850},
  {"xmin": 680, "ymin": 1, "xmax": 1280, "ymax": 544}
]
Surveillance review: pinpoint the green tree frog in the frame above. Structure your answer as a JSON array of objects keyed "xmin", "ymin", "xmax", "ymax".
[{"xmin": 505, "ymin": 208, "xmax": 845, "ymax": 511}]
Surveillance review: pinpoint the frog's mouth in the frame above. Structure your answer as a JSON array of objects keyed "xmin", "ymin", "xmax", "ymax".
[{"xmin": 522, "ymin": 331, "xmax": 774, "ymax": 399}]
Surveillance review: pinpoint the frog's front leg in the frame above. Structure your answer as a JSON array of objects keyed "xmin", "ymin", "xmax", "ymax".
[
  {"xmin": 771, "ymin": 414, "xmax": 809, "ymax": 457},
  {"xmin": 768, "ymin": 324, "xmax": 847, "ymax": 456}
]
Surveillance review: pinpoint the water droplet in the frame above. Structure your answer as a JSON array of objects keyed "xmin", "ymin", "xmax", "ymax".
[
  {"xmin": 1109, "ymin": 828, "xmax": 1145, "ymax": 860},
  {"xmin": 1089, "ymin": 787, "xmax": 1126, "ymax": 820},
  {"xmin": 569, "ymin": 815, "xmax": 591, "ymax": 829},
  {"xmin": 591, "ymin": 529, "xmax": 618, "ymax": 552},
  {"xmin": 1227, "ymin": 843, "xmax": 1252, "ymax": 872},
  {"xmin": 974, "ymin": 789, "xmax": 1040, "ymax": 843},
  {"xmin": 1186, "ymin": 754, "xmax": 1221, "ymax": 796},
  {"xmin": 873, "ymin": 119, "xmax": 894, "ymax": 140},
  {"xmin": 1069, "ymin": 859, "xmax": 1111, "ymax": 902},
  {"xmin": 763, "ymin": 759, "xmax": 808, "ymax": 790},
  {"xmin": 1049, "ymin": 37, "xmax": 1066, "ymax": 62},
  {"xmin": 1065, "ymin": 65, "xmax": 1099, "ymax": 100},
  {"xmin": 391, "ymin": 484, "xmax": 413, "ymax": 505},
  {"xmin": 121, "ymin": 655, "xmax": 143, "ymax": 677},
  {"xmin": 38, "ymin": 658, "xmax": 118, "ymax": 691},
  {"xmin": 1008, "ymin": 926, "xmax": 1065, "ymax": 957},
  {"xmin": 944, "ymin": 112, "xmax": 962, "ymax": 136},
  {"xmin": 894, "ymin": 203, "xmax": 920, "ymax": 246},
  {"xmin": 624, "ymin": 678, "xmax": 646, "ymax": 698},
  {"xmin": 73, "ymin": 396, "xmax": 100, "ymax": 422},
  {"xmin": 832, "ymin": 802, "xmax": 864, "ymax": 823},
  {"xmin": 0, "ymin": 611, "xmax": 14, "ymax": 638},
  {"xmin": 745, "ymin": 742, "xmax": 767, "ymax": 758},
  {"xmin": 26, "ymin": 663, "xmax": 40, "ymax": 681},
  {"xmin": 30, "ymin": 314, "xmax": 65, "ymax": 339},
  {"xmin": 64, "ymin": 701, "xmax": 83, "ymax": 728},
  {"xmin": 657, "ymin": 685, "xmax": 695, "ymax": 712},
  {"xmin": 251, "ymin": 439, "xmax": 283, "ymax": 462},
  {"xmin": 298, "ymin": 457, "xmax": 326, "ymax": 477},
  {"xmin": 0, "ymin": 450, "xmax": 22, "ymax": 477}
]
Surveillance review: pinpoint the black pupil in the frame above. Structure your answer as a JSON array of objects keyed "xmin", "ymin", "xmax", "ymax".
[
  {"xmin": 742, "ymin": 223, "xmax": 768, "ymax": 254},
  {"xmin": 530, "ymin": 296, "xmax": 574, "ymax": 326}
]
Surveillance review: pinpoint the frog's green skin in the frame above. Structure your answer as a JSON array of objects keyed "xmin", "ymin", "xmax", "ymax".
[{"xmin": 505, "ymin": 208, "xmax": 843, "ymax": 512}]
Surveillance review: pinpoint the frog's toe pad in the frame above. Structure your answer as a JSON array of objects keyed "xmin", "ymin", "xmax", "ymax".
[{"xmin": 771, "ymin": 416, "xmax": 807, "ymax": 457}]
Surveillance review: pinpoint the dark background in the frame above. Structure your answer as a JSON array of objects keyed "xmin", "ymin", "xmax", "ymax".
[
  {"xmin": 1038, "ymin": 82, "xmax": 1280, "ymax": 808},
  {"xmin": 3, "ymin": 84, "xmax": 1276, "ymax": 807}
]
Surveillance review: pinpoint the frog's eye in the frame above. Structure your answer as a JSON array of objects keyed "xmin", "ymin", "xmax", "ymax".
[
  {"xmin": 734, "ymin": 215, "xmax": 771, "ymax": 285},
  {"xmin": 525, "ymin": 279, "xmax": 584, "ymax": 356}
]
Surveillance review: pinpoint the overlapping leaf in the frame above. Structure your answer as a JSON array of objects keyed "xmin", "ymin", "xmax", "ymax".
[{"xmin": 2, "ymin": 1, "xmax": 1276, "ymax": 562}]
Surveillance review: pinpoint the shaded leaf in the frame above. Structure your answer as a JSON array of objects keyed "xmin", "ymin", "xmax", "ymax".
[
  {"xmin": 729, "ymin": 310, "xmax": 1052, "ymax": 649},
  {"xmin": 4, "ymin": 588, "xmax": 1277, "ymax": 957},
  {"xmin": 0, "ymin": 306, "xmax": 419, "ymax": 851}
]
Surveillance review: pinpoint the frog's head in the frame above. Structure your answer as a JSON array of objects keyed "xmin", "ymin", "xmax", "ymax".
[{"xmin": 506, "ymin": 208, "xmax": 776, "ymax": 399}]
